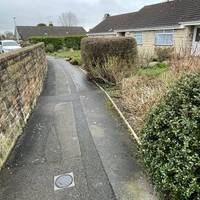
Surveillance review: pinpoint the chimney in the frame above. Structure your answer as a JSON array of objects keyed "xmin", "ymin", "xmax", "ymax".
[{"xmin": 103, "ymin": 13, "xmax": 110, "ymax": 20}]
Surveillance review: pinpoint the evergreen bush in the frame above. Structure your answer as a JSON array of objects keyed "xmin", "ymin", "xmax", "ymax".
[{"xmin": 141, "ymin": 73, "xmax": 200, "ymax": 200}]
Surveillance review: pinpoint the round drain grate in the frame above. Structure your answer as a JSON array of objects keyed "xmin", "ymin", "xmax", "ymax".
[{"xmin": 55, "ymin": 174, "xmax": 73, "ymax": 189}]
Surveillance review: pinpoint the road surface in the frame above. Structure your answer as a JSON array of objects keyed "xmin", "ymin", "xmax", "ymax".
[{"xmin": 0, "ymin": 57, "xmax": 156, "ymax": 200}]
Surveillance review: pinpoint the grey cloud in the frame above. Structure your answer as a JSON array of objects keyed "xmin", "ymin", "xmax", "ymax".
[{"xmin": 0, "ymin": 0, "xmax": 162, "ymax": 33}]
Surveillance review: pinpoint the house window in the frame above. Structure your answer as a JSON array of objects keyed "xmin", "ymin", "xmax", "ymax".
[
  {"xmin": 155, "ymin": 30, "xmax": 174, "ymax": 46},
  {"xmin": 134, "ymin": 32, "xmax": 143, "ymax": 45}
]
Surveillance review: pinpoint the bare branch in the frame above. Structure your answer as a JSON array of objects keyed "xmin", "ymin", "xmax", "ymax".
[{"xmin": 59, "ymin": 11, "xmax": 78, "ymax": 26}]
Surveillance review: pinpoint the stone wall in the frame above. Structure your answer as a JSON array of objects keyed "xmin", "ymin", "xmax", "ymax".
[{"xmin": 0, "ymin": 43, "xmax": 47, "ymax": 169}]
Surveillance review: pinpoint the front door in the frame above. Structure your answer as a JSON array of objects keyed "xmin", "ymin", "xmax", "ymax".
[{"xmin": 192, "ymin": 27, "xmax": 200, "ymax": 55}]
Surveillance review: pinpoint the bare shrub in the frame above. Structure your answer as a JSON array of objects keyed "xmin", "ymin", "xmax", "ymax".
[
  {"xmin": 169, "ymin": 45, "xmax": 200, "ymax": 79},
  {"xmin": 137, "ymin": 49, "xmax": 154, "ymax": 67},
  {"xmin": 88, "ymin": 56, "xmax": 135, "ymax": 85},
  {"xmin": 155, "ymin": 47, "xmax": 173, "ymax": 62}
]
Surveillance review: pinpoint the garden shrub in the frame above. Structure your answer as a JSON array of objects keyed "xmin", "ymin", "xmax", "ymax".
[
  {"xmin": 140, "ymin": 73, "xmax": 200, "ymax": 200},
  {"xmin": 29, "ymin": 36, "xmax": 86, "ymax": 52},
  {"xmin": 81, "ymin": 37, "xmax": 137, "ymax": 85},
  {"xmin": 156, "ymin": 47, "xmax": 172, "ymax": 62},
  {"xmin": 45, "ymin": 43, "xmax": 54, "ymax": 52},
  {"xmin": 89, "ymin": 56, "xmax": 134, "ymax": 85}
]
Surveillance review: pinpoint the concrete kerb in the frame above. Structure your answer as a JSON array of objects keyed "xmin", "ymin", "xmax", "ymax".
[{"xmin": 78, "ymin": 66, "xmax": 141, "ymax": 145}]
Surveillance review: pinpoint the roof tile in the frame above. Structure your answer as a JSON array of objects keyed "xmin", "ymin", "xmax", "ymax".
[
  {"xmin": 89, "ymin": 0, "xmax": 200, "ymax": 34},
  {"xmin": 16, "ymin": 26, "xmax": 86, "ymax": 40}
]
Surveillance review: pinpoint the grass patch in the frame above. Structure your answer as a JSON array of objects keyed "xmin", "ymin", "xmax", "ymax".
[
  {"xmin": 137, "ymin": 63, "xmax": 167, "ymax": 76},
  {"xmin": 49, "ymin": 50, "xmax": 81, "ymax": 65}
]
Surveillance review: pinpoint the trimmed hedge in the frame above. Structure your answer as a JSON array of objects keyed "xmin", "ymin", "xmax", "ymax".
[
  {"xmin": 141, "ymin": 73, "xmax": 200, "ymax": 200},
  {"xmin": 29, "ymin": 37, "xmax": 63, "ymax": 51},
  {"xmin": 81, "ymin": 37, "xmax": 137, "ymax": 84},
  {"xmin": 64, "ymin": 36, "xmax": 85, "ymax": 50},
  {"xmin": 81, "ymin": 37, "xmax": 137, "ymax": 67},
  {"xmin": 29, "ymin": 36, "xmax": 86, "ymax": 51}
]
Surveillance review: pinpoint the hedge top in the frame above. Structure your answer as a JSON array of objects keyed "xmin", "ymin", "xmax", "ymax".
[
  {"xmin": 81, "ymin": 36, "xmax": 137, "ymax": 51},
  {"xmin": 29, "ymin": 35, "xmax": 86, "ymax": 51},
  {"xmin": 81, "ymin": 36, "xmax": 136, "ymax": 42},
  {"xmin": 29, "ymin": 35, "xmax": 85, "ymax": 39},
  {"xmin": 81, "ymin": 37, "xmax": 137, "ymax": 66}
]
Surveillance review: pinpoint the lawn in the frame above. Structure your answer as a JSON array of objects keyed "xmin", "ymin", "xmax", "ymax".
[
  {"xmin": 49, "ymin": 50, "xmax": 81, "ymax": 65},
  {"xmin": 137, "ymin": 63, "xmax": 167, "ymax": 76}
]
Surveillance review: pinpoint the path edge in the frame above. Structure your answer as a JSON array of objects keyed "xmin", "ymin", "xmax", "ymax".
[{"xmin": 78, "ymin": 66, "xmax": 141, "ymax": 145}]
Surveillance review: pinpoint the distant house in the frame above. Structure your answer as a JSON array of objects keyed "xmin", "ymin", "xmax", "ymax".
[
  {"xmin": 88, "ymin": 0, "xmax": 200, "ymax": 55},
  {"xmin": 16, "ymin": 26, "xmax": 87, "ymax": 40}
]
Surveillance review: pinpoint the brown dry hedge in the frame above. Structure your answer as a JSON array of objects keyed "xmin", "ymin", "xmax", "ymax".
[
  {"xmin": 81, "ymin": 37, "xmax": 137, "ymax": 67},
  {"xmin": 81, "ymin": 37, "xmax": 137, "ymax": 84}
]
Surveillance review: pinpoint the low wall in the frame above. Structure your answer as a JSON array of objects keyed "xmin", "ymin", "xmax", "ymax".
[{"xmin": 0, "ymin": 43, "xmax": 47, "ymax": 169}]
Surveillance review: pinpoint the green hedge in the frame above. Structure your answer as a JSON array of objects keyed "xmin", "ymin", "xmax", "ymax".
[
  {"xmin": 29, "ymin": 37, "xmax": 63, "ymax": 51},
  {"xmin": 64, "ymin": 36, "xmax": 85, "ymax": 50},
  {"xmin": 29, "ymin": 36, "xmax": 86, "ymax": 51},
  {"xmin": 141, "ymin": 73, "xmax": 200, "ymax": 200}
]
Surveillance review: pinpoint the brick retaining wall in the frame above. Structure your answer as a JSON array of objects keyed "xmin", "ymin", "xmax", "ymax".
[{"xmin": 0, "ymin": 43, "xmax": 47, "ymax": 169}]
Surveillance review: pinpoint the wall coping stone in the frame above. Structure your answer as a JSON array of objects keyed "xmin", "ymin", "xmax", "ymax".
[{"xmin": 0, "ymin": 43, "xmax": 44, "ymax": 64}]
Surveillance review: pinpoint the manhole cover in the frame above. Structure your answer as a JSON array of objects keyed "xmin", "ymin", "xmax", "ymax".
[{"xmin": 54, "ymin": 172, "xmax": 75, "ymax": 191}]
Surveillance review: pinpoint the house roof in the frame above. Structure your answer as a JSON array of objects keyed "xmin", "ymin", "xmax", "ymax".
[
  {"xmin": 89, "ymin": 12, "xmax": 137, "ymax": 34},
  {"xmin": 16, "ymin": 26, "xmax": 86, "ymax": 40},
  {"xmin": 89, "ymin": 0, "xmax": 200, "ymax": 34}
]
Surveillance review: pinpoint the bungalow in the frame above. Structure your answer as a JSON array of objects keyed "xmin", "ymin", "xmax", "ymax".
[
  {"xmin": 16, "ymin": 26, "xmax": 86, "ymax": 41},
  {"xmin": 88, "ymin": 0, "xmax": 200, "ymax": 56}
]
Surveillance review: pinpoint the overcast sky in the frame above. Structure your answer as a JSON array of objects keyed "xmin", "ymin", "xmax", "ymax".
[{"xmin": 0, "ymin": 0, "xmax": 164, "ymax": 33}]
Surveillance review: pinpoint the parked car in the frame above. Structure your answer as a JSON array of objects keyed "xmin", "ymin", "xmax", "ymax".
[{"xmin": 0, "ymin": 40, "xmax": 21, "ymax": 53}]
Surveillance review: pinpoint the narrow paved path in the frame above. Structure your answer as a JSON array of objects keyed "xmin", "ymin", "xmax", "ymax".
[{"xmin": 0, "ymin": 57, "xmax": 156, "ymax": 200}]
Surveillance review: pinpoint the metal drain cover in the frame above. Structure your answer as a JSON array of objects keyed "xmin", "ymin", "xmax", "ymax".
[{"xmin": 54, "ymin": 172, "xmax": 75, "ymax": 191}]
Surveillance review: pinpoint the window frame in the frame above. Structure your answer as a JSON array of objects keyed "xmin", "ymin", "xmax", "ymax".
[
  {"xmin": 134, "ymin": 32, "xmax": 143, "ymax": 45},
  {"xmin": 155, "ymin": 30, "xmax": 174, "ymax": 46}
]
